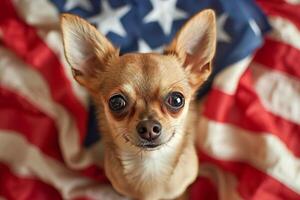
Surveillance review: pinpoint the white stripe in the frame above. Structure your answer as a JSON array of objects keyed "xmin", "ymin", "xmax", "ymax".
[
  {"xmin": 197, "ymin": 117, "xmax": 300, "ymax": 193},
  {"xmin": 268, "ymin": 16, "xmax": 300, "ymax": 50},
  {"xmin": 12, "ymin": 0, "xmax": 89, "ymax": 108},
  {"xmin": 285, "ymin": 0, "xmax": 300, "ymax": 4},
  {"xmin": 12, "ymin": 0, "xmax": 59, "ymax": 27},
  {"xmin": 36, "ymin": 30, "xmax": 89, "ymax": 108},
  {"xmin": 0, "ymin": 131, "xmax": 123, "ymax": 200},
  {"xmin": 199, "ymin": 164, "xmax": 243, "ymax": 200},
  {"xmin": 0, "ymin": 47, "xmax": 100, "ymax": 169},
  {"xmin": 251, "ymin": 62, "xmax": 300, "ymax": 125},
  {"xmin": 213, "ymin": 56, "xmax": 252, "ymax": 95}
]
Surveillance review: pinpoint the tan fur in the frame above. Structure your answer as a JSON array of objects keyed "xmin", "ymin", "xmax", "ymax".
[{"xmin": 61, "ymin": 10, "xmax": 216, "ymax": 200}]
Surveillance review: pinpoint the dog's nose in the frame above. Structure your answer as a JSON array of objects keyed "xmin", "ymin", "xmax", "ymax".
[{"xmin": 136, "ymin": 120, "xmax": 162, "ymax": 141}]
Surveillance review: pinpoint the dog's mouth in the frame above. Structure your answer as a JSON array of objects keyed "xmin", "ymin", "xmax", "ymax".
[
  {"xmin": 137, "ymin": 142, "xmax": 161, "ymax": 149},
  {"xmin": 122, "ymin": 131, "xmax": 176, "ymax": 151}
]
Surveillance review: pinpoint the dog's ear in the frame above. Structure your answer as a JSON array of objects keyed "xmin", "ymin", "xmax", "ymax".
[
  {"xmin": 165, "ymin": 9, "xmax": 216, "ymax": 89},
  {"xmin": 61, "ymin": 14, "xmax": 118, "ymax": 88}
]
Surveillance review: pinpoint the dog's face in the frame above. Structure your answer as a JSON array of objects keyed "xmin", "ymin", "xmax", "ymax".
[
  {"xmin": 90, "ymin": 53, "xmax": 191, "ymax": 149},
  {"xmin": 61, "ymin": 10, "xmax": 216, "ymax": 150}
]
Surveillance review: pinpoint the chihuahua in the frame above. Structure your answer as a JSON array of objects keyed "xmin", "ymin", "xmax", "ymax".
[{"xmin": 61, "ymin": 9, "xmax": 216, "ymax": 200}]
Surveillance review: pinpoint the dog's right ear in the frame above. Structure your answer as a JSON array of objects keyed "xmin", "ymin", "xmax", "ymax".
[{"xmin": 61, "ymin": 14, "xmax": 118, "ymax": 88}]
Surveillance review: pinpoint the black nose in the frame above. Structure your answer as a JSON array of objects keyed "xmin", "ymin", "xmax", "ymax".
[{"xmin": 136, "ymin": 120, "xmax": 162, "ymax": 141}]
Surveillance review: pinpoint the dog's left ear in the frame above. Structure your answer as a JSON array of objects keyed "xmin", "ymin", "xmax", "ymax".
[{"xmin": 165, "ymin": 9, "xmax": 216, "ymax": 89}]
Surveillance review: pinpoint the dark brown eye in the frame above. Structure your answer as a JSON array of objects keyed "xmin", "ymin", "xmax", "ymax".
[
  {"xmin": 109, "ymin": 94, "xmax": 127, "ymax": 112},
  {"xmin": 165, "ymin": 92, "xmax": 185, "ymax": 112}
]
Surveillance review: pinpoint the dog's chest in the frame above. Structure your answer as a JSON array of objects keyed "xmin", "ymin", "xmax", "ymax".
[{"xmin": 120, "ymin": 148, "xmax": 175, "ymax": 187}]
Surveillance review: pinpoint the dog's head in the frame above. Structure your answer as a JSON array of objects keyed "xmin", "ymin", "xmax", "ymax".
[{"xmin": 61, "ymin": 10, "xmax": 216, "ymax": 151}]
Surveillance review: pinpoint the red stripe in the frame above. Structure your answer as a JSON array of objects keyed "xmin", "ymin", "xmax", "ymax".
[
  {"xmin": 190, "ymin": 176, "xmax": 218, "ymax": 200},
  {"xmin": 80, "ymin": 165, "xmax": 108, "ymax": 183},
  {"xmin": 257, "ymin": 0, "xmax": 300, "ymax": 30},
  {"xmin": 0, "ymin": 0, "xmax": 87, "ymax": 143},
  {"xmin": 0, "ymin": 163, "xmax": 62, "ymax": 200},
  {"xmin": 254, "ymin": 38, "xmax": 300, "ymax": 79},
  {"xmin": 0, "ymin": 86, "xmax": 63, "ymax": 161},
  {"xmin": 257, "ymin": 0, "xmax": 298, "ymax": 3},
  {"xmin": 198, "ymin": 151, "xmax": 300, "ymax": 200},
  {"xmin": 204, "ymin": 70, "xmax": 300, "ymax": 157},
  {"xmin": 73, "ymin": 198, "xmax": 93, "ymax": 200}
]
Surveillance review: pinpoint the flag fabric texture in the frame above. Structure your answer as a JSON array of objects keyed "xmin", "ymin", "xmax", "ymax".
[{"xmin": 0, "ymin": 0, "xmax": 299, "ymax": 199}]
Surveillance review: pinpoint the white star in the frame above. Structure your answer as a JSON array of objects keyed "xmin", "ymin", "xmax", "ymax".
[
  {"xmin": 249, "ymin": 19, "xmax": 261, "ymax": 36},
  {"xmin": 143, "ymin": 0, "xmax": 187, "ymax": 35},
  {"xmin": 64, "ymin": 0, "xmax": 93, "ymax": 11},
  {"xmin": 138, "ymin": 39, "xmax": 163, "ymax": 53},
  {"xmin": 217, "ymin": 14, "xmax": 231, "ymax": 43},
  {"xmin": 88, "ymin": 1, "xmax": 130, "ymax": 37}
]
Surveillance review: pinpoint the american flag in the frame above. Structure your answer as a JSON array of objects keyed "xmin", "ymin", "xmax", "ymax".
[{"xmin": 0, "ymin": 0, "xmax": 299, "ymax": 199}]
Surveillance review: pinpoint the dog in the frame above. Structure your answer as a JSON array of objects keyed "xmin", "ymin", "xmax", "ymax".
[{"xmin": 61, "ymin": 9, "xmax": 216, "ymax": 200}]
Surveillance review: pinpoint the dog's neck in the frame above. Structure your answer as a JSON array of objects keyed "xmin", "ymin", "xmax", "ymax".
[{"xmin": 101, "ymin": 103, "xmax": 199, "ymax": 200}]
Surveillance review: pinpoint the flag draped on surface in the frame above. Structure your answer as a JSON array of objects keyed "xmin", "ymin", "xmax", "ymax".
[{"xmin": 0, "ymin": 0, "xmax": 299, "ymax": 199}]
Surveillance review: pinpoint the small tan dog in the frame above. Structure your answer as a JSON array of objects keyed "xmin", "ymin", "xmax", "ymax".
[{"xmin": 61, "ymin": 9, "xmax": 216, "ymax": 200}]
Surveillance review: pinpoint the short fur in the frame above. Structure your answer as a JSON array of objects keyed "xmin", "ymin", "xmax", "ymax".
[{"xmin": 61, "ymin": 9, "xmax": 216, "ymax": 200}]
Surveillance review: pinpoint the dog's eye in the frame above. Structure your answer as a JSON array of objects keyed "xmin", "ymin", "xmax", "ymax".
[
  {"xmin": 109, "ymin": 94, "xmax": 127, "ymax": 112},
  {"xmin": 165, "ymin": 92, "xmax": 185, "ymax": 112}
]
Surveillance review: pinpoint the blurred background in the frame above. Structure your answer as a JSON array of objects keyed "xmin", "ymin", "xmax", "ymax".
[{"xmin": 0, "ymin": 0, "xmax": 299, "ymax": 199}]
